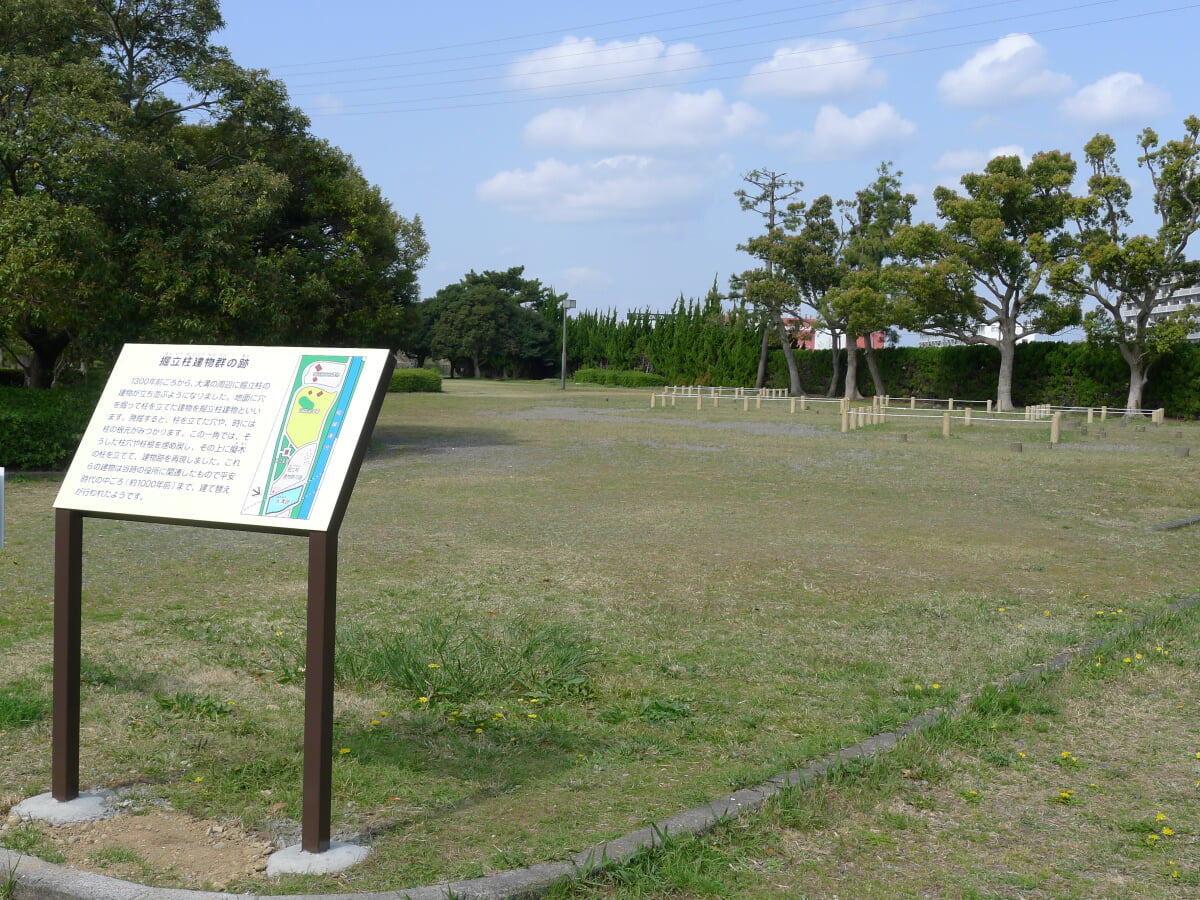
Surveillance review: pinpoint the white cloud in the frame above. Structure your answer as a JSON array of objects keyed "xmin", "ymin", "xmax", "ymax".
[
  {"xmin": 938, "ymin": 34, "xmax": 1072, "ymax": 107},
  {"xmin": 743, "ymin": 39, "xmax": 886, "ymax": 98},
  {"xmin": 934, "ymin": 145, "xmax": 1027, "ymax": 172},
  {"xmin": 559, "ymin": 266, "xmax": 611, "ymax": 290},
  {"xmin": 779, "ymin": 103, "xmax": 916, "ymax": 160},
  {"xmin": 477, "ymin": 155, "xmax": 714, "ymax": 222},
  {"xmin": 933, "ymin": 145, "xmax": 1027, "ymax": 191},
  {"xmin": 1060, "ymin": 72, "xmax": 1169, "ymax": 124},
  {"xmin": 312, "ymin": 93, "xmax": 345, "ymax": 116},
  {"xmin": 523, "ymin": 90, "xmax": 765, "ymax": 151},
  {"xmin": 507, "ymin": 36, "xmax": 701, "ymax": 94},
  {"xmin": 838, "ymin": 0, "xmax": 940, "ymax": 31}
]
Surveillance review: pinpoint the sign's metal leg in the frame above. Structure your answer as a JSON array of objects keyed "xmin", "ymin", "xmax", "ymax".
[
  {"xmin": 302, "ymin": 528, "xmax": 337, "ymax": 853},
  {"xmin": 53, "ymin": 508, "xmax": 83, "ymax": 801}
]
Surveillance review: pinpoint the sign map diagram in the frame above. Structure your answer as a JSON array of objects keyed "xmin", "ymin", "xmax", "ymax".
[{"xmin": 243, "ymin": 355, "xmax": 366, "ymax": 520}]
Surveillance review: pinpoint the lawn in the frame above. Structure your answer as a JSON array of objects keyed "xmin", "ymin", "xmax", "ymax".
[{"xmin": 1, "ymin": 379, "xmax": 1197, "ymax": 895}]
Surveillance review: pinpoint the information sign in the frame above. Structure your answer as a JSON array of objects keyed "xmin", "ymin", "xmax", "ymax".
[{"xmin": 55, "ymin": 344, "xmax": 393, "ymax": 532}]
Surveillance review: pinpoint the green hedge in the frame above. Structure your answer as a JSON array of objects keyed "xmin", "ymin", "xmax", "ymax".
[
  {"xmin": 573, "ymin": 367, "xmax": 669, "ymax": 388},
  {"xmin": 756, "ymin": 342, "xmax": 1200, "ymax": 418},
  {"xmin": 0, "ymin": 387, "xmax": 101, "ymax": 470},
  {"xmin": 389, "ymin": 368, "xmax": 442, "ymax": 393}
]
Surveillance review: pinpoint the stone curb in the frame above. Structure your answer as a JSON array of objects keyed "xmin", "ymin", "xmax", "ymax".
[
  {"xmin": 5, "ymin": 594, "xmax": 1197, "ymax": 900},
  {"xmin": 1149, "ymin": 513, "xmax": 1200, "ymax": 532}
]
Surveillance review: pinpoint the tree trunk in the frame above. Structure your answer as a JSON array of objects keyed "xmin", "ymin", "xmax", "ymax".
[
  {"xmin": 995, "ymin": 334, "xmax": 1016, "ymax": 412},
  {"xmin": 16, "ymin": 325, "xmax": 71, "ymax": 389},
  {"xmin": 825, "ymin": 332, "xmax": 841, "ymax": 397},
  {"xmin": 774, "ymin": 312, "xmax": 802, "ymax": 396},
  {"xmin": 863, "ymin": 341, "xmax": 885, "ymax": 397},
  {"xmin": 843, "ymin": 332, "xmax": 864, "ymax": 400},
  {"xmin": 471, "ymin": 354, "xmax": 482, "ymax": 378},
  {"xmin": 1118, "ymin": 341, "xmax": 1148, "ymax": 412},
  {"xmin": 754, "ymin": 323, "xmax": 769, "ymax": 389}
]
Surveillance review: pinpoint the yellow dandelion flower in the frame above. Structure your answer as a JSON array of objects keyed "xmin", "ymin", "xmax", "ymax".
[
  {"xmin": 419, "ymin": 696, "xmax": 429, "ymax": 703},
  {"xmin": 1147, "ymin": 834, "xmax": 1160, "ymax": 842},
  {"xmin": 339, "ymin": 747, "xmax": 351, "ymax": 754},
  {"xmin": 370, "ymin": 719, "xmax": 381, "ymax": 726},
  {"xmin": 1044, "ymin": 610, "xmax": 1051, "ymax": 616},
  {"xmin": 528, "ymin": 713, "xmax": 537, "ymax": 718},
  {"xmin": 475, "ymin": 728, "xmax": 483, "ymax": 734},
  {"xmin": 914, "ymin": 684, "xmax": 923, "ymax": 691},
  {"xmin": 194, "ymin": 776, "xmax": 203, "ymax": 783},
  {"xmin": 428, "ymin": 663, "xmax": 441, "ymax": 668},
  {"xmin": 999, "ymin": 607, "xmax": 1006, "ymax": 612},
  {"xmin": 379, "ymin": 711, "xmax": 389, "ymax": 717},
  {"xmin": 1018, "ymin": 752, "xmax": 1027, "ymax": 758},
  {"xmin": 1162, "ymin": 827, "xmax": 1174, "ymax": 836},
  {"xmin": 931, "ymin": 683, "xmax": 941, "ymax": 690},
  {"xmin": 1157, "ymin": 813, "xmax": 1167, "ymax": 822},
  {"xmin": 1061, "ymin": 751, "xmax": 1072, "ymax": 758},
  {"xmin": 1123, "ymin": 657, "xmax": 1132, "ymax": 663},
  {"xmin": 1136, "ymin": 653, "xmax": 1144, "ymax": 660}
]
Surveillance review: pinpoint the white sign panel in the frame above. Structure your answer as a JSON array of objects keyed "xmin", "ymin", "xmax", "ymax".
[{"xmin": 55, "ymin": 345, "xmax": 392, "ymax": 532}]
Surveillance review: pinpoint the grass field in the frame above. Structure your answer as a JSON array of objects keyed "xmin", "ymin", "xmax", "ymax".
[{"xmin": 1, "ymin": 379, "xmax": 1198, "ymax": 896}]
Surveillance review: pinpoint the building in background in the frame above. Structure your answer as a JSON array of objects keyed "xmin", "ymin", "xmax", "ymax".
[
  {"xmin": 783, "ymin": 318, "xmax": 886, "ymax": 351},
  {"xmin": 1123, "ymin": 282, "xmax": 1200, "ymax": 342}
]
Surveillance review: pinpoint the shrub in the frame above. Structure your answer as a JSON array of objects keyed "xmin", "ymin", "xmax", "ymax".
[
  {"xmin": 389, "ymin": 367, "xmax": 442, "ymax": 393},
  {"xmin": 0, "ymin": 387, "xmax": 101, "ymax": 470},
  {"xmin": 573, "ymin": 367, "xmax": 668, "ymax": 388}
]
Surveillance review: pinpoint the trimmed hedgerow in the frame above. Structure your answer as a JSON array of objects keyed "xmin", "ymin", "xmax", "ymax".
[
  {"xmin": 0, "ymin": 387, "xmax": 100, "ymax": 470},
  {"xmin": 573, "ymin": 367, "xmax": 669, "ymax": 388},
  {"xmin": 389, "ymin": 368, "xmax": 442, "ymax": 393}
]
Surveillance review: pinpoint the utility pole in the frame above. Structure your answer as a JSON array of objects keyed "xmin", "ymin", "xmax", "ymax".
[{"xmin": 560, "ymin": 297, "xmax": 575, "ymax": 390}]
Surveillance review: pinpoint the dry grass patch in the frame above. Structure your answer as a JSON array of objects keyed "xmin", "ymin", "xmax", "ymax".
[{"xmin": 1, "ymin": 382, "xmax": 1198, "ymax": 895}]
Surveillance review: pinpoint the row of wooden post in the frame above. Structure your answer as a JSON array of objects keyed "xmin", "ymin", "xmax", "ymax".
[{"xmin": 650, "ymin": 391, "xmax": 1166, "ymax": 433}]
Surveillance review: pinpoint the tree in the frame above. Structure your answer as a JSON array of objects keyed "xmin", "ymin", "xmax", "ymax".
[
  {"xmin": 424, "ymin": 268, "xmax": 563, "ymax": 378},
  {"xmin": 1049, "ymin": 118, "xmax": 1200, "ymax": 412},
  {"xmin": 735, "ymin": 169, "xmax": 804, "ymax": 394},
  {"xmin": 772, "ymin": 195, "xmax": 847, "ymax": 397},
  {"xmin": 894, "ymin": 152, "xmax": 1080, "ymax": 410},
  {"xmin": 828, "ymin": 163, "xmax": 917, "ymax": 397},
  {"xmin": 0, "ymin": 0, "xmax": 428, "ymax": 386}
]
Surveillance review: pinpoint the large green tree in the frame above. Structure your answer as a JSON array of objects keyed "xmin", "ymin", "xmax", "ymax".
[
  {"xmin": 0, "ymin": 0, "xmax": 427, "ymax": 386},
  {"xmin": 422, "ymin": 268, "xmax": 564, "ymax": 378},
  {"xmin": 828, "ymin": 163, "xmax": 916, "ymax": 397},
  {"xmin": 894, "ymin": 151, "xmax": 1080, "ymax": 410},
  {"xmin": 1049, "ymin": 117, "xmax": 1200, "ymax": 412}
]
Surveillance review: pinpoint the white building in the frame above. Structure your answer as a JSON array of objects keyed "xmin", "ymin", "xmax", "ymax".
[
  {"xmin": 1121, "ymin": 282, "xmax": 1200, "ymax": 342},
  {"xmin": 916, "ymin": 324, "xmax": 1039, "ymax": 348}
]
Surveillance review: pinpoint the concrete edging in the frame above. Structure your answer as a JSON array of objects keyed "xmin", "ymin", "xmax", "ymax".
[{"xmin": 5, "ymin": 594, "xmax": 1198, "ymax": 900}]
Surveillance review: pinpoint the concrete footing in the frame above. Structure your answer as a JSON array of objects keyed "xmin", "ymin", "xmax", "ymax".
[
  {"xmin": 266, "ymin": 842, "xmax": 369, "ymax": 876},
  {"xmin": 10, "ymin": 792, "xmax": 115, "ymax": 826}
]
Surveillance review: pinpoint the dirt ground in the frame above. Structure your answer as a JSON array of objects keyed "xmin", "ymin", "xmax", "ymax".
[{"xmin": 2, "ymin": 808, "xmax": 275, "ymax": 891}]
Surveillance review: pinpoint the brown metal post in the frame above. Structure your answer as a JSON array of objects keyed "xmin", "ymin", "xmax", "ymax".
[
  {"xmin": 302, "ymin": 528, "xmax": 338, "ymax": 853},
  {"xmin": 53, "ymin": 508, "xmax": 83, "ymax": 801}
]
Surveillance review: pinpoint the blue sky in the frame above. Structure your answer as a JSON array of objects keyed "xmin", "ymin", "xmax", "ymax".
[{"xmin": 214, "ymin": 0, "xmax": 1199, "ymax": 317}]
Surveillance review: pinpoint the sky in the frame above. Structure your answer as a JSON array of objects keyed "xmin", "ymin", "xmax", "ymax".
[{"xmin": 214, "ymin": 0, "xmax": 1200, "ymax": 320}]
